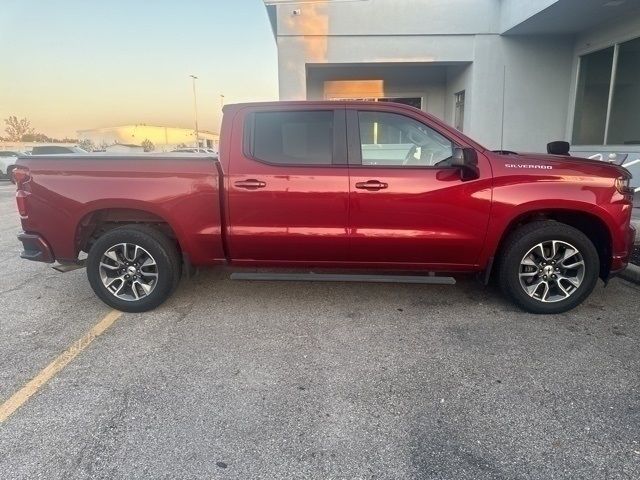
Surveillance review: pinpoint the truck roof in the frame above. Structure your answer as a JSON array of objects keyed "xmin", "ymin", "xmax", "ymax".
[{"xmin": 224, "ymin": 99, "xmax": 422, "ymax": 112}]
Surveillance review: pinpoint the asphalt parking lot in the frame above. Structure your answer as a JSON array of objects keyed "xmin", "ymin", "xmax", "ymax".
[{"xmin": 0, "ymin": 179, "xmax": 639, "ymax": 480}]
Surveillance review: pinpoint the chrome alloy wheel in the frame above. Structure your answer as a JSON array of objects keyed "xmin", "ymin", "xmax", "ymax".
[
  {"xmin": 99, "ymin": 243, "xmax": 158, "ymax": 301},
  {"xmin": 518, "ymin": 240, "xmax": 585, "ymax": 303}
]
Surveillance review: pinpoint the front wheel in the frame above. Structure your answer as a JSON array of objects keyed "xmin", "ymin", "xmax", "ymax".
[
  {"xmin": 87, "ymin": 225, "xmax": 181, "ymax": 312},
  {"xmin": 498, "ymin": 221, "xmax": 600, "ymax": 314}
]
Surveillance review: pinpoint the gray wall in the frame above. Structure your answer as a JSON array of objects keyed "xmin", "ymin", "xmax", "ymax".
[
  {"xmin": 276, "ymin": 34, "xmax": 475, "ymax": 100},
  {"xmin": 273, "ymin": 0, "xmax": 489, "ymax": 99},
  {"xmin": 275, "ymin": 0, "xmax": 500, "ymax": 36},
  {"xmin": 500, "ymin": 0, "xmax": 558, "ymax": 33},
  {"xmin": 470, "ymin": 35, "xmax": 574, "ymax": 151}
]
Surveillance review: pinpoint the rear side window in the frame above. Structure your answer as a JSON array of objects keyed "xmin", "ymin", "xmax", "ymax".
[{"xmin": 248, "ymin": 111, "xmax": 334, "ymax": 165}]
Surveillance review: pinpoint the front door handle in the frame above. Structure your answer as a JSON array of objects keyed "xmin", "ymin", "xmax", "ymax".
[
  {"xmin": 235, "ymin": 179, "xmax": 266, "ymax": 190},
  {"xmin": 355, "ymin": 180, "xmax": 388, "ymax": 191}
]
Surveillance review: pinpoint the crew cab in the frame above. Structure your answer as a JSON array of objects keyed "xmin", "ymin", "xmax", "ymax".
[{"xmin": 12, "ymin": 101, "xmax": 635, "ymax": 314}]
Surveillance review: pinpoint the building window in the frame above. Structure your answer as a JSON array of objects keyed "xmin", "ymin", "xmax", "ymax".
[
  {"xmin": 608, "ymin": 37, "xmax": 640, "ymax": 146},
  {"xmin": 573, "ymin": 47, "xmax": 614, "ymax": 145},
  {"xmin": 454, "ymin": 91, "xmax": 465, "ymax": 132},
  {"xmin": 573, "ymin": 36, "xmax": 640, "ymax": 146}
]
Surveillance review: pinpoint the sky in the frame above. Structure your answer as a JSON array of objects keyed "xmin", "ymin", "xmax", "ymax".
[{"xmin": 0, "ymin": 0, "xmax": 279, "ymax": 138}]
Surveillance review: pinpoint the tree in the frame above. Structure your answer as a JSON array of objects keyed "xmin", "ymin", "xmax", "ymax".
[
  {"xmin": 4, "ymin": 116, "xmax": 34, "ymax": 141},
  {"xmin": 141, "ymin": 139, "xmax": 155, "ymax": 152},
  {"xmin": 22, "ymin": 132, "xmax": 50, "ymax": 143},
  {"xmin": 78, "ymin": 139, "xmax": 95, "ymax": 152}
]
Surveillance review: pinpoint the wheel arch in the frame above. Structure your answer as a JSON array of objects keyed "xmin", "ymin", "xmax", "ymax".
[
  {"xmin": 492, "ymin": 209, "xmax": 612, "ymax": 280},
  {"xmin": 75, "ymin": 207, "xmax": 184, "ymax": 259}
]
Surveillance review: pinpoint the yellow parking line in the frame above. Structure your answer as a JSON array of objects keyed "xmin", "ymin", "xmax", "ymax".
[{"xmin": 0, "ymin": 309, "xmax": 123, "ymax": 423}]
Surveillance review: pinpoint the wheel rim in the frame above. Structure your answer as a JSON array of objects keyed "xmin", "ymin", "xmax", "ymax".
[
  {"xmin": 518, "ymin": 240, "xmax": 585, "ymax": 303},
  {"xmin": 99, "ymin": 243, "xmax": 158, "ymax": 302}
]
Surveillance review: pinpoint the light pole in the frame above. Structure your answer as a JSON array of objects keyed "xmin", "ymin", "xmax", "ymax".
[
  {"xmin": 190, "ymin": 75, "xmax": 199, "ymax": 149},
  {"xmin": 219, "ymin": 94, "xmax": 225, "ymax": 136}
]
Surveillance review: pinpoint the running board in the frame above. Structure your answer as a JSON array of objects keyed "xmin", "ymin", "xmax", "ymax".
[{"xmin": 230, "ymin": 272, "xmax": 455, "ymax": 285}]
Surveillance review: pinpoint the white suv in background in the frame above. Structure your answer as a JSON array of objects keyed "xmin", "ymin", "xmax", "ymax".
[{"xmin": 0, "ymin": 151, "xmax": 24, "ymax": 180}]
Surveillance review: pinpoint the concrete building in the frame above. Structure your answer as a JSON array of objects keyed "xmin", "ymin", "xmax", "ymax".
[
  {"xmin": 105, "ymin": 143, "xmax": 145, "ymax": 154},
  {"xmin": 264, "ymin": 0, "xmax": 640, "ymax": 185},
  {"xmin": 77, "ymin": 125, "xmax": 219, "ymax": 152}
]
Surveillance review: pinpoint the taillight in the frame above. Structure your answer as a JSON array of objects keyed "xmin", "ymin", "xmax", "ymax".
[
  {"xmin": 16, "ymin": 190, "xmax": 29, "ymax": 217},
  {"xmin": 12, "ymin": 166, "xmax": 31, "ymax": 189},
  {"xmin": 13, "ymin": 166, "xmax": 31, "ymax": 217}
]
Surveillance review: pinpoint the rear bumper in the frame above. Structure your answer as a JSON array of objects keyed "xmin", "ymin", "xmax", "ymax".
[{"xmin": 18, "ymin": 232, "xmax": 55, "ymax": 263}]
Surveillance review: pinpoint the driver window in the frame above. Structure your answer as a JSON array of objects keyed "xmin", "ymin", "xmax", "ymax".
[{"xmin": 358, "ymin": 111, "xmax": 454, "ymax": 167}]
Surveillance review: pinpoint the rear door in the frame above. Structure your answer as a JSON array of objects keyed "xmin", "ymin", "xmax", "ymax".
[
  {"xmin": 226, "ymin": 105, "xmax": 350, "ymax": 264},
  {"xmin": 346, "ymin": 105, "xmax": 492, "ymax": 268}
]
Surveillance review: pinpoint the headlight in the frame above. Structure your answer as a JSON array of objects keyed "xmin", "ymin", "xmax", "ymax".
[{"xmin": 615, "ymin": 177, "xmax": 632, "ymax": 194}]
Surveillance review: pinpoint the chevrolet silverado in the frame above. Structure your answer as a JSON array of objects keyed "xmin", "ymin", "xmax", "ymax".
[{"xmin": 12, "ymin": 101, "xmax": 635, "ymax": 314}]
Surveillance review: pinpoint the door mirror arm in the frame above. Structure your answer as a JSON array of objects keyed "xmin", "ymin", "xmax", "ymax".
[{"xmin": 451, "ymin": 147, "xmax": 480, "ymax": 181}]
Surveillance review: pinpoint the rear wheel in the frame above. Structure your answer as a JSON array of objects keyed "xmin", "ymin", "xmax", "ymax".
[
  {"xmin": 497, "ymin": 221, "xmax": 600, "ymax": 314},
  {"xmin": 87, "ymin": 225, "xmax": 180, "ymax": 312}
]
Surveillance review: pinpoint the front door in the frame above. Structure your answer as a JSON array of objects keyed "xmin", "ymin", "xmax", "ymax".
[
  {"xmin": 227, "ymin": 106, "xmax": 350, "ymax": 264},
  {"xmin": 346, "ymin": 106, "xmax": 492, "ymax": 269}
]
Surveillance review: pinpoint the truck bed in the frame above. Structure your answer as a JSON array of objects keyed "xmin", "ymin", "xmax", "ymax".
[{"xmin": 16, "ymin": 154, "xmax": 225, "ymax": 265}]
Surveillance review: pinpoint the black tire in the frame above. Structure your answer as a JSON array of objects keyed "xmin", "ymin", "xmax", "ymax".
[
  {"xmin": 87, "ymin": 225, "xmax": 181, "ymax": 312},
  {"xmin": 497, "ymin": 221, "xmax": 599, "ymax": 314}
]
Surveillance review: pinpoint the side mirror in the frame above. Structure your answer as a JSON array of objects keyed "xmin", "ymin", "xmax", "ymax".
[
  {"xmin": 451, "ymin": 147, "xmax": 479, "ymax": 181},
  {"xmin": 547, "ymin": 141, "xmax": 570, "ymax": 155}
]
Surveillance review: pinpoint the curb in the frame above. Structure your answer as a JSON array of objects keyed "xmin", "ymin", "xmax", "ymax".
[{"xmin": 619, "ymin": 263, "xmax": 640, "ymax": 284}]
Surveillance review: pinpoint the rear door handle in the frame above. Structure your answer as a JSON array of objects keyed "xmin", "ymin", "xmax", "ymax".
[
  {"xmin": 355, "ymin": 180, "xmax": 388, "ymax": 190},
  {"xmin": 234, "ymin": 179, "xmax": 266, "ymax": 189}
]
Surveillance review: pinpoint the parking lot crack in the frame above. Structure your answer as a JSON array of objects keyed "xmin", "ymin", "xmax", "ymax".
[
  {"xmin": 0, "ymin": 273, "xmax": 57, "ymax": 297},
  {"xmin": 72, "ymin": 390, "xmax": 132, "ymax": 479}
]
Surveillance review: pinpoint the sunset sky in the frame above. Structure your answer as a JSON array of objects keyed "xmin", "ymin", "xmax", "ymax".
[{"xmin": 0, "ymin": 0, "xmax": 278, "ymax": 138}]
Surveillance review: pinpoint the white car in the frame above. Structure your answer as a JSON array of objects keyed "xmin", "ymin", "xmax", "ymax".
[{"xmin": 0, "ymin": 151, "xmax": 23, "ymax": 179}]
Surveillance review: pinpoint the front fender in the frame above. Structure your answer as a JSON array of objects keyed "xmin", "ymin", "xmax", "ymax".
[{"xmin": 478, "ymin": 178, "xmax": 617, "ymax": 269}]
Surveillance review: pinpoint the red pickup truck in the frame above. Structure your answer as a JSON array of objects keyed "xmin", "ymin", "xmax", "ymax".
[{"xmin": 12, "ymin": 101, "xmax": 634, "ymax": 314}]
